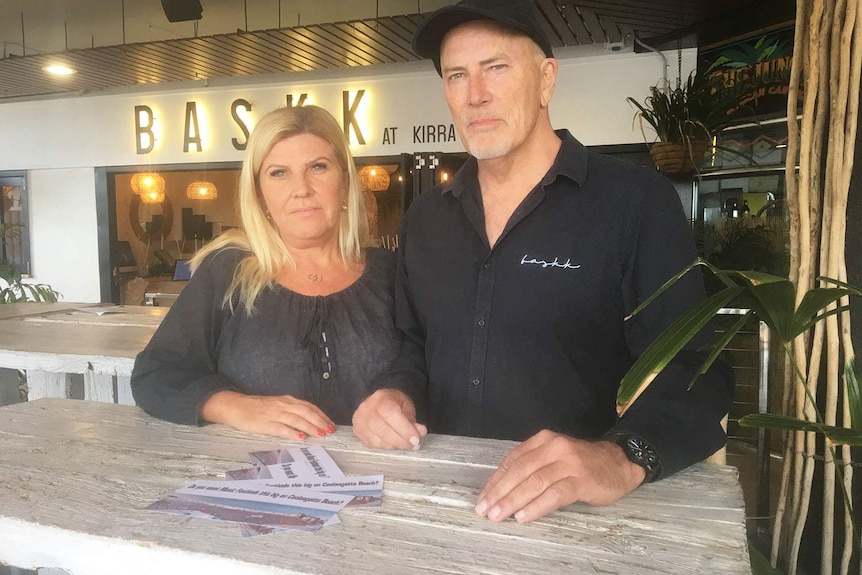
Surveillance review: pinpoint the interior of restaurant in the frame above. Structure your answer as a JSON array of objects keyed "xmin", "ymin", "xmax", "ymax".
[
  {"xmin": 106, "ymin": 152, "xmax": 469, "ymax": 305},
  {"xmin": 6, "ymin": 1, "xmax": 858, "ymax": 574}
]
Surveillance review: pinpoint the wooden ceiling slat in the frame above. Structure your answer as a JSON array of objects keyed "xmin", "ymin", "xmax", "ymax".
[
  {"xmin": 586, "ymin": 9, "xmax": 694, "ymax": 28},
  {"xmin": 180, "ymin": 37, "xmax": 265, "ymax": 77},
  {"xmin": 617, "ymin": 23, "xmax": 637, "ymax": 44},
  {"xmin": 232, "ymin": 31, "xmax": 312, "ymax": 72},
  {"xmin": 197, "ymin": 36, "xmax": 281, "ymax": 76},
  {"xmin": 579, "ymin": 7, "xmax": 610, "ymax": 43},
  {"xmin": 601, "ymin": 16, "xmax": 623, "ymax": 43},
  {"xmin": 296, "ymin": 26, "xmax": 376, "ymax": 67},
  {"xmin": 567, "ymin": 0, "xmax": 701, "ymax": 18},
  {"xmin": 535, "ymin": 0, "xmax": 578, "ymax": 45},
  {"xmin": 334, "ymin": 22, "xmax": 411, "ymax": 62},
  {"xmin": 230, "ymin": 34, "xmax": 305, "ymax": 73},
  {"xmin": 320, "ymin": 24, "xmax": 394, "ymax": 64},
  {"xmin": 387, "ymin": 15, "xmax": 424, "ymax": 42},
  {"xmin": 256, "ymin": 30, "xmax": 339, "ymax": 70},
  {"xmin": 351, "ymin": 20, "xmax": 416, "ymax": 58},
  {"xmin": 279, "ymin": 28, "xmax": 368, "ymax": 68},
  {"xmin": 559, "ymin": 5, "xmax": 596, "ymax": 44},
  {"xmin": 133, "ymin": 41, "xmax": 231, "ymax": 81},
  {"xmin": 75, "ymin": 47, "xmax": 182, "ymax": 85}
]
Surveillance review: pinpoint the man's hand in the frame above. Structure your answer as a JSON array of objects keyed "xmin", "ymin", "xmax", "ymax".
[
  {"xmin": 200, "ymin": 391, "xmax": 336, "ymax": 439},
  {"xmin": 352, "ymin": 389, "xmax": 427, "ymax": 450},
  {"xmin": 475, "ymin": 430, "xmax": 646, "ymax": 523}
]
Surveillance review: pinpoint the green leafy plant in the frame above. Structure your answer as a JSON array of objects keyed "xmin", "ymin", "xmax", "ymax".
[
  {"xmin": 627, "ymin": 70, "xmax": 757, "ymax": 175},
  {"xmin": 617, "ymin": 259, "xmax": 860, "ymax": 435},
  {"xmin": 627, "ymin": 71, "xmax": 731, "ymax": 146},
  {"xmin": 615, "ymin": 259, "xmax": 862, "ymax": 573},
  {"xmin": 0, "ymin": 222, "xmax": 60, "ymax": 303}
]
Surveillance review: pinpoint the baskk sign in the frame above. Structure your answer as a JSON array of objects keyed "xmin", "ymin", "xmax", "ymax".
[{"xmin": 133, "ymin": 90, "xmax": 368, "ymax": 155}]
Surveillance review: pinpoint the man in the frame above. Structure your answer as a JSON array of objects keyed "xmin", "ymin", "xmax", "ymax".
[{"xmin": 353, "ymin": 0, "xmax": 733, "ymax": 523}]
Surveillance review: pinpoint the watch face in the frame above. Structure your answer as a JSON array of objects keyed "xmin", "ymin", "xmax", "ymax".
[{"xmin": 626, "ymin": 436, "xmax": 658, "ymax": 468}]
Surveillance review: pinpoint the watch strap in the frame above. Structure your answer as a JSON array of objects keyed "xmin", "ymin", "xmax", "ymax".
[{"xmin": 605, "ymin": 433, "xmax": 661, "ymax": 484}]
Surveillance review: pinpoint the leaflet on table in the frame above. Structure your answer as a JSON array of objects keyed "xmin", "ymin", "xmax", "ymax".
[
  {"xmin": 147, "ymin": 481, "xmax": 352, "ymax": 532},
  {"xmin": 147, "ymin": 495, "xmax": 339, "ymax": 533},
  {"xmin": 226, "ymin": 476, "xmax": 384, "ymax": 508},
  {"xmin": 247, "ymin": 445, "xmax": 346, "ymax": 481}
]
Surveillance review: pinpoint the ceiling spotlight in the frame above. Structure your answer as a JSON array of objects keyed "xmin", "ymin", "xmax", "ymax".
[{"xmin": 43, "ymin": 64, "xmax": 76, "ymax": 76}]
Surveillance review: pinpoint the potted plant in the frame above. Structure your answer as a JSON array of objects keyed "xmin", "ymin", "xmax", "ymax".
[
  {"xmin": 0, "ymin": 222, "xmax": 60, "ymax": 303},
  {"xmin": 616, "ymin": 259, "xmax": 862, "ymax": 574},
  {"xmin": 627, "ymin": 70, "xmax": 735, "ymax": 175}
]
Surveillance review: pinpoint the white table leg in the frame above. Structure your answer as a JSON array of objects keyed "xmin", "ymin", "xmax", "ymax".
[
  {"xmin": 116, "ymin": 376, "xmax": 135, "ymax": 406},
  {"xmin": 83, "ymin": 371, "xmax": 115, "ymax": 403},
  {"xmin": 26, "ymin": 371, "xmax": 71, "ymax": 400}
]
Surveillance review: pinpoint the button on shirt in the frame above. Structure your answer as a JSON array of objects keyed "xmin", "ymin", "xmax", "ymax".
[{"xmin": 373, "ymin": 130, "xmax": 734, "ymax": 479}]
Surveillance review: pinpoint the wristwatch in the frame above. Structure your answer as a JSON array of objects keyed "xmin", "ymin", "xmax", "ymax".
[{"xmin": 605, "ymin": 433, "xmax": 661, "ymax": 484}]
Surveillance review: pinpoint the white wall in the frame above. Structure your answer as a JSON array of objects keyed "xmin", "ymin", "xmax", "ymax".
[
  {"xmin": 26, "ymin": 168, "xmax": 101, "ymax": 302},
  {"xmin": 0, "ymin": 47, "xmax": 696, "ymax": 302}
]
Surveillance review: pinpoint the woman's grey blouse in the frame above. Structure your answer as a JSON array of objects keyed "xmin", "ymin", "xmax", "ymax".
[{"xmin": 130, "ymin": 247, "xmax": 399, "ymax": 426}]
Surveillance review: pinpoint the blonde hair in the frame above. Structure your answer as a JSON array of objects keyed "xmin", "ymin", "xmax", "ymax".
[{"xmin": 191, "ymin": 105, "xmax": 368, "ymax": 313}]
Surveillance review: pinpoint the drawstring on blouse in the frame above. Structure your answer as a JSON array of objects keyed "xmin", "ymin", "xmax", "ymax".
[{"xmin": 301, "ymin": 296, "xmax": 333, "ymax": 378}]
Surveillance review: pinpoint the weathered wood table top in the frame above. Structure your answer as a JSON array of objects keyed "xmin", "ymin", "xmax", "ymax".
[
  {"xmin": 0, "ymin": 303, "xmax": 166, "ymax": 376},
  {"xmin": 0, "ymin": 399, "xmax": 751, "ymax": 575}
]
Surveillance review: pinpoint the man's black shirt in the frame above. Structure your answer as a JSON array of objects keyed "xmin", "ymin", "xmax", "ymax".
[{"xmin": 373, "ymin": 130, "xmax": 734, "ymax": 479}]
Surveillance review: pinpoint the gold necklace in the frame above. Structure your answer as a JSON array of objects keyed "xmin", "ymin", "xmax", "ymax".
[{"xmin": 307, "ymin": 273, "xmax": 323, "ymax": 283}]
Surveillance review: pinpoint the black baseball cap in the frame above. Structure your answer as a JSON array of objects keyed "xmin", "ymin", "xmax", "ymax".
[{"xmin": 412, "ymin": 0, "xmax": 555, "ymax": 76}]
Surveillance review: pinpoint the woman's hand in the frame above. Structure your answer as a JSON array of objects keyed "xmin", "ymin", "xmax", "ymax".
[{"xmin": 200, "ymin": 390, "xmax": 336, "ymax": 439}]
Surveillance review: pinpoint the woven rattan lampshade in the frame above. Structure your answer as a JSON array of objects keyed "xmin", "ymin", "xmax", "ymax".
[
  {"xmin": 131, "ymin": 172, "xmax": 166, "ymax": 203},
  {"xmin": 130, "ymin": 172, "xmax": 165, "ymax": 200},
  {"xmin": 357, "ymin": 165, "xmax": 390, "ymax": 192},
  {"xmin": 186, "ymin": 180, "xmax": 218, "ymax": 200}
]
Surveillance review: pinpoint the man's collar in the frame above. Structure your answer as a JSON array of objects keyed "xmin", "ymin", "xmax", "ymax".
[
  {"xmin": 441, "ymin": 129, "xmax": 587, "ymax": 197},
  {"xmin": 544, "ymin": 129, "xmax": 588, "ymax": 188}
]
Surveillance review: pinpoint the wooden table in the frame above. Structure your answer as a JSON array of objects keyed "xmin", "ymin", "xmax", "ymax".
[
  {"xmin": 0, "ymin": 399, "xmax": 752, "ymax": 575},
  {"xmin": 0, "ymin": 303, "xmax": 166, "ymax": 404}
]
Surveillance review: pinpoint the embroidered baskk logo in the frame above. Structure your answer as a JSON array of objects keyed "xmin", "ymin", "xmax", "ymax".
[{"xmin": 520, "ymin": 254, "xmax": 581, "ymax": 270}]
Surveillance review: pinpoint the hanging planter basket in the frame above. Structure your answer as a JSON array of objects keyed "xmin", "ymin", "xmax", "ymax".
[{"xmin": 649, "ymin": 141, "xmax": 709, "ymax": 176}]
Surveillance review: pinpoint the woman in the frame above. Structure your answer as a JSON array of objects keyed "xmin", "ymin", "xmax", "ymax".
[{"xmin": 131, "ymin": 105, "xmax": 398, "ymax": 440}]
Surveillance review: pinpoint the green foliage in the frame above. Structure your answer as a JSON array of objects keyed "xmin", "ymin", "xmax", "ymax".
[
  {"xmin": 617, "ymin": 259, "xmax": 861, "ymax": 433},
  {"xmin": 0, "ymin": 222, "xmax": 60, "ymax": 304},
  {"xmin": 749, "ymin": 542, "xmax": 785, "ymax": 575},
  {"xmin": 627, "ymin": 71, "xmax": 733, "ymax": 146}
]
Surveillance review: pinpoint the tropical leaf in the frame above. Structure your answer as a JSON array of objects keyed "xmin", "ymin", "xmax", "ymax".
[
  {"xmin": 617, "ymin": 286, "xmax": 743, "ymax": 415},
  {"xmin": 626, "ymin": 259, "xmax": 709, "ymax": 320},
  {"xmin": 739, "ymin": 414, "xmax": 862, "ymax": 447},
  {"xmin": 743, "ymin": 280, "xmax": 797, "ymax": 342},
  {"xmin": 690, "ymin": 312, "xmax": 753, "ymax": 389},
  {"xmin": 819, "ymin": 276, "xmax": 862, "ymax": 294},
  {"xmin": 749, "ymin": 543, "xmax": 784, "ymax": 575},
  {"xmin": 847, "ymin": 359, "xmax": 862, "ymax": 431},
  {"xmin": 790, "ymin": 288, "xmax": 855, "ymax": 337}
]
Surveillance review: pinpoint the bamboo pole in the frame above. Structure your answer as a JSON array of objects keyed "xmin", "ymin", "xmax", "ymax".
[
  {"xmin": 838, "ymin": 2, "xmax": 862, "ymax": 573},
  {"xmin": 821, "ymin": 3, "xmax": 852, "ymax": 572},
  {"xmin": 788, "ymin": 4, "xmax": 828, "ymax": 572},
  {"xmin": 774, "ymin": 0, "xmax": 808, "ymax": 563}
]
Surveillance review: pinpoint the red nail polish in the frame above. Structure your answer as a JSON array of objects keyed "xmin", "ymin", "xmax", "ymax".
[
  {"xmin": 326, "ymin": 425, "xmax": 335, "ymax": 433},
  {"xmin": 298, "ymin": 432, "xmax": 306, "ymax": 440},
  {"xmin": 317, "ymin": 428, "xmax": 325, "ymax": 436}
]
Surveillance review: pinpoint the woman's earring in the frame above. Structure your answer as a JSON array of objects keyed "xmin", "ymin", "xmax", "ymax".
[
  {"xmin": 342, "ymin": 202, "xmax": 348, "ymax": 212},
  {"xmin": 264, "ymin": 208, "xmax": 273, "ymax": 221}
]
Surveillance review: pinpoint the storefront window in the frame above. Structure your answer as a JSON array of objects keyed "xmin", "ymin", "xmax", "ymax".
[{"xmin": 0, "ymin": 175, "xmax": 30, "ymax": 277}]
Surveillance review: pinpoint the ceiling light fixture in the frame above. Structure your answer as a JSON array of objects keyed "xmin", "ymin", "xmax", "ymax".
[
  {"xmin": 43, "ymin": 64, "xmax": 76, "ymax": 76},
  {"xmin": 357, "ymin": 165, "xmax": 390, "ymax": 192},
  {"xmin": 131, "ymin": 172, "xmax": 165, "ymax": 196},
  {"xmin": 186, "ymin": 181, "xmax": 218, "ymax": 200}
]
